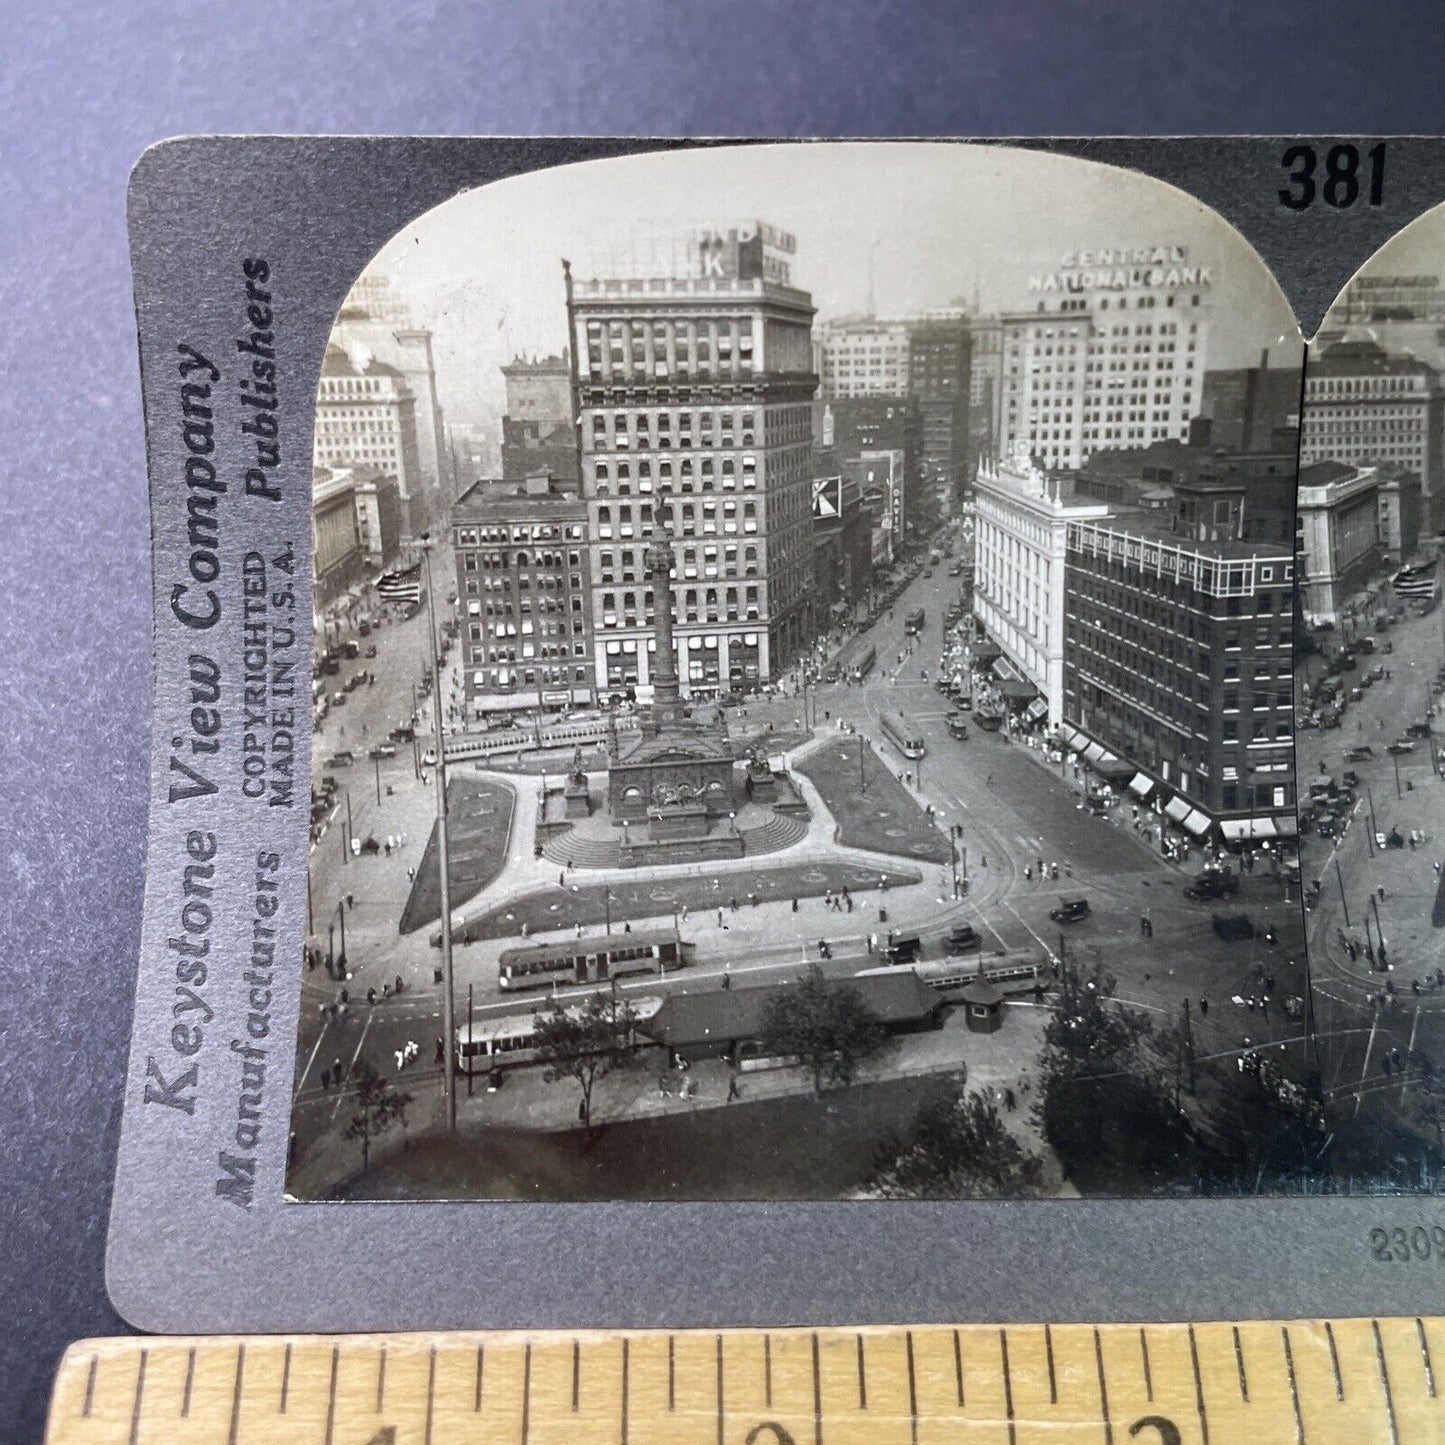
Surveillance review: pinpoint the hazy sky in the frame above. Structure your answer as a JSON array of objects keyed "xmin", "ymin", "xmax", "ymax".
[{"xmin": 353, "ymin": 142, "xmax": 1305, "ymax": 428}]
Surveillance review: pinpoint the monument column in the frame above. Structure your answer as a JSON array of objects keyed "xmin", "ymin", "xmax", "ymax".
[{"xmin": 647, "ymin": 531, "xmax": 684, "ymax": 723}]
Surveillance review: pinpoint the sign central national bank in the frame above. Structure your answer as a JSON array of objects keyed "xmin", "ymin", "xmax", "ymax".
[{"xmin": 1028, "ymin": 245, "xmax": 1214, "ymax": 294}]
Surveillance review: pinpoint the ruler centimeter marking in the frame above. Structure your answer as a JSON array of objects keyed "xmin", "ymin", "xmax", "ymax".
[{"xmin": 44, "ymin": 1320, "xmax": 1445, "ymax": 1444}]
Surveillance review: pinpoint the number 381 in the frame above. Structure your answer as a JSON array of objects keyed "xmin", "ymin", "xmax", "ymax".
[
  {"xmin": 1280, "ymin": 143, "xmax": 1386, "ymax": 210},
  {"xmin": 1369, "ymin": 1225, "xmax": 1445, "ymax": 1262}
]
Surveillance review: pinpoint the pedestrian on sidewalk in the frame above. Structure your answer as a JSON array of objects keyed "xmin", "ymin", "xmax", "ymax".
[
  {"xmin": 320, "ymin": 1067, "xmax": 330, "ymax": 1091},
  {"xmin": 727, "ymin": 1073, "xmax": 740, "ymax": 1102}
]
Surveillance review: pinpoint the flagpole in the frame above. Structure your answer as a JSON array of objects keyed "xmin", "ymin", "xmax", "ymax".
[{"xmin": 422, "ymin": 534, "xmax": 458, "ymax": 1137}]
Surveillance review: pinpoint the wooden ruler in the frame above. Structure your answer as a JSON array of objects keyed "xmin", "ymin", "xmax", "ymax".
[{"xmin": 44, "ymin": 1320, "xmax": 1444, "ymax": 1444}]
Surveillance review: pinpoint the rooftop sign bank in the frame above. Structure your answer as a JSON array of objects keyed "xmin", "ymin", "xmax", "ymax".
[{"xmin": 1028, "ymin": 245, "xmax": 1213, "ymax": 293}]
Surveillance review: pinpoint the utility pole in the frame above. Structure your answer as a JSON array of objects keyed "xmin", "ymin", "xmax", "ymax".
[
  {"xmin": 1394, "ymin": 747, "xmax": 1404, "ymax": 800},
  {"xmin": 423, "ymin": 535, "xmax": 457, "ymax": 1136},
  {"xmin": 1371, "ymin": 891, "xmax": 1388, "ymax": 967},
  {"xmin": 858, "ymin": 729, "xmax": 867, "ymax": 795},
  {"xmin": 1182, "ymin": 997, "xmax": 1196, "ymax": 1094},
  {"xmin": 1335, "ymin": 856, "xmax": 1352, "ymax": 927},
  {"xmin": 374, "ymin": 754, "xmax": 382, "ymax": 807}
]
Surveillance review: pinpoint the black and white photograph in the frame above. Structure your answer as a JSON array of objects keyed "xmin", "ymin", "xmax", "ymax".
[
  {"xmin": 1295, "ymin": 203, "xmax": 1445, "ymax": 1192},
  {"xmin": 286, "ymin": 142, "xmax": 1329, "ymax": 1203}
]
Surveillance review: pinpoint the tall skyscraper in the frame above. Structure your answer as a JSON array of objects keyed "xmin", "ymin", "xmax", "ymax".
[
  {"xmin": 908, "ymin": 312, "xmax": 973, "ymax": 499},
  {"xmin": 997, "ymin": 245, "xmax": 1213, "ymax": 471},
  {"xmin": 330, "ymin": 276, "xmax": 454, "ymax": 528},
  {"xmin": 566, "ymin": 222, "xmax": 817, "ymax": 697}
]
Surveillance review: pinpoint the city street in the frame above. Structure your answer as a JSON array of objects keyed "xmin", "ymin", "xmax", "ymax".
[
  {"xmin": 293, "ymin": 541, "xmax": 1310, "ymax": 1194},
  {"xmin": 1297, "ymin": 593, "xmax": 1445, "ymax": 1137}
]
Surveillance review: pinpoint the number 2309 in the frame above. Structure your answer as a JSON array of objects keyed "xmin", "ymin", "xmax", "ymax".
[{"xmin": 1369, "ymin": 1225, "xmax": 1445, "ymax": 1262}]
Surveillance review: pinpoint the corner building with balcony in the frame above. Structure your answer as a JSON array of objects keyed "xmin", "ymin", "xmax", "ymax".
[
  {"xmin": 566, "ymin": 227, "xmax": 817, "ymax": 698},
  {"xmin": 1063, "ymin": 517, "xmax": 1296, "ymax": 841}
]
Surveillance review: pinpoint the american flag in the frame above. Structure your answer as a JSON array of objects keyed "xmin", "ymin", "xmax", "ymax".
[
  {"xmin": 376, "ymin": 562, "xmax": 423, "ymax": 605},
  {"xmin": 1392, "ymin": 562, "xmax": 1438, "ymax": 600}
]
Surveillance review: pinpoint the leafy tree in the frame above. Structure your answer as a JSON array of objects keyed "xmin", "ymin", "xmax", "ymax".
[
  {"xmin": 532, "ymin": 990, "xmax": 641, "ymax": 1136},
  {"xmin": 871, "ymin": 1086, "xmax": 1045, "ymax": 1199},
  {"xmin": 1200, "ymin": 1063, "xmax": 1326, "ymax": 1194},
  {"xmin": 1037, "ymin": 959, "xmax": 1191, "ymax": 1192},
  {"xmin": 343, "ymin": 1056, "xmax": 413, "ymax": 1172},
  {"xmin": 760, "ymin": 963, "xmax": 884, "ymax": 1094}
]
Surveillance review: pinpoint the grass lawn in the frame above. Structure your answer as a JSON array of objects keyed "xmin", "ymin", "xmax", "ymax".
[
  {"xmin": 399, "ymin": 776, "xmax": 515, "ymax": 933},
  {"xmin": 335, "ymin": 1072, "xmax": 963, "ymax": 1201},
  {"xmin": 797, "ymin": 737, "xmax": 951, "ymax": 863},
  {"xmin": 453, "ymin": 858, "xmax": 921, "ymax": 943}
]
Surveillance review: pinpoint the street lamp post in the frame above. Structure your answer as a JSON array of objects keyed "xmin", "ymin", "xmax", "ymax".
[
  {"xmin": 1371, "ymin": 891, "xmax": 1388, "ymax": 967},
  {"xmin": 374, "ymin": 754, "xmax": 382, "ymax": 807},
  {"xmin": 422, "ymin": 534, "xmax": 458, "ymax": 1137},
  {"xmin": 1365, "ymin": 780, "xmax": 1378, "ymax": 856},
  {"xmin": 604, "ymin": 885, "xmax": 612, "ymax": 936},
  {"xmin": 341, "ymin": 788, "xmax": 352, "ymax": 865},
  {"xmin": 1394, "ymin": 747, "xmax": 1404, "ymax": 800},
  {"xmin": 858, "ymin": 730, "xmax": 867, "ymax": 795},
  {"xmin": 1335, "ymin": 856, "xmax": 1352, "ymax": 927}
]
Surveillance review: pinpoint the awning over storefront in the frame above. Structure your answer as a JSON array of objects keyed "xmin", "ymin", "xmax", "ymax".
[
  {"xmin": 999, "ymin": 678, "xmax": 1037, "ymax": 701},
  {"xmin": 1128, "ymin": 772, "xmax": 1155, "ymax": 799},
  {"xmin": 1182, "ymin": 809, "xmax": 1214, "ymax": 837},
  {"xmin": 1093, "ymin": 757, "xmax": 1136, "ymax": 782},
  {"xmin": 1220, "ymin": 817, "xmax": 1282, "ymax": 841},
  {"xmin": 1069, "ymin": 733, "xmax": 1090, "ymax": 753},
  {"xmin": 993, "ymin": 656, "xmax": 1021, "ymax": 682},
  {"xmin": 973, "ymin": 641, "xmax": 1002, "ymax": 662},
  {"xmin": 1027, "ymin": 698, "xmax": 1050, "ymax": 722},
  {"xmin": 1164, "ymin": 795, "xmax": 1191, "ymax": 823},
  {"xmin": 1082, "ymin": 742, "xmax": 1107, "ymax": 764},
  {"xmin": 1274, "ymin": 814, "xmax": 1298, "ymax": 838}
]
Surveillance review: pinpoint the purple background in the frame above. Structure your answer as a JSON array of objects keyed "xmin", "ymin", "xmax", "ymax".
[{"xmin": 4, "ymin": 2, "xmax": 1444, "ymax": 1437}]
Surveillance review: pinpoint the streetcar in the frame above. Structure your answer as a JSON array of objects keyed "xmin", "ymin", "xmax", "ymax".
[
  {"xmin": 455, "ymin": 995, "xmax": 664, "ymax": 1075},
  {"xmin": 848, "ymin": 643, "xmax": 877, "ymax": 684},
  {"xmin": 496, "ymin": 927, "xmax": 692, "ymax": 992},
  {"xmin": 856, "ymin": 957, "xmax": 1043, "ymax": 995},
  {"xmin": 904, "ymin": 606, "xmax": 926, "ymax": 636},
  {"xmin": 880, "ymin": 710, "xmax": 926, "ymax": 759}
]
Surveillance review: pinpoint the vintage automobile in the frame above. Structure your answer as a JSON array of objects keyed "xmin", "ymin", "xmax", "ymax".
[
  {"xmin": 1049, "ymin": 898, "xmax": 1090, "ymax": 925},
  {"xmin": 325, "ymin": 750, "xmax": 355, "ymax": 769},
  {"xmin": 946, "ymin": 714, "xmax": 970, "ymax": 740},
  {"xmin": 368, "ymin": 742, "xmax": 398, "ymax": 760},
  {"xmin": 1345, "ymin": 745, "xmax": 1376, "ymax": 762},
  {"xmin": 1388, "ymin": 740, "xmax": 1417, "ymax": 755},
  {"xmin": 1184, "ymin": 870, "xmax": 1239, "ymax": 903},
  {"xmin": 943, "ymin": 923, "xmax": 981, "ymax": 953}
]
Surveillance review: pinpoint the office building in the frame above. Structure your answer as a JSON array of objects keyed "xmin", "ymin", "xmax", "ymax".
[
  {"xmin": 500, "ymin": 353, "xmax": 580, "ymax": 487},
  {"xmin": 314, "ymin": 344, "xmax": 425, "ymax": 534},
  {"xmin": 567, "ymin": 222, "xmax": 817, "ymax": 696},
  {"xmin": 972, "ymin": 442, "xmax": 1111, "ymax": 726},
  {"xmin": 1064, "ymin": 516, "xmax": 1296, "ymax": 837},
  {"xmin": 998, "ymin": 245, "xmax": 1213, "ymax": 470},
  {"xmin": 908, "ymin": 314, "xmax": 973, "ymax": 498},
  {"xmin": 1299, "ymin": 337, "xmax": 1445, "ymax": 532},
  {"xmin": 311, "ymin": 465, "xmax": 367, "ymax": 614},
  {"xmin": 451, "ymin": 470, "xmax": 595, "ymax": 715},
  {"xmin": 331, "ymin": 279, "xmax": 453, "ymax": 531},
  {"xmin": 818, "ymin": 316, "xmax": 910, "ymax": 399}
]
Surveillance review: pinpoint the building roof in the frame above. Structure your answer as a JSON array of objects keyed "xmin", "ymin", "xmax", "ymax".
[
  {"xmin": 1080, "ymin": 508, "xmax": 1292, "ymax": 562},
  {"xmin": 1310, "ymin": 338, "xmax": 1440, "ymax": 379},
  {"xmin": 454, "ymin": 477, "xmax": 586, "ymax": 519},
  {"xmin": 639, "ymin": 970, "xmax": 940, "ymax": 1050}
]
